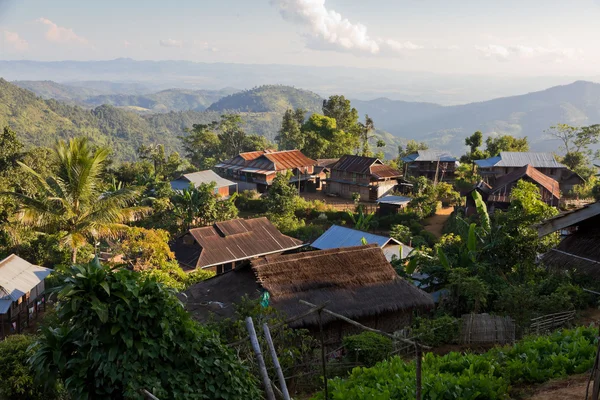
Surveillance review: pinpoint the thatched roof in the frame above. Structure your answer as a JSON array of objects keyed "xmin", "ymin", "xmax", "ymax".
[
  {"xmin": 183, "ymin": 245, "xmax": 433, "ymax": 328},
  {"xmin": 541, "ymin": 229, "xmax": 600, "ymax": 278}
]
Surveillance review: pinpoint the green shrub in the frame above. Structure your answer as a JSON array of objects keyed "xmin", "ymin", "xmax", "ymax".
[
  {"xmin": 314, "ymin": 327, "xmax": 598, "ymax": 400},
  {"xmin": 343, "ymin": 332, "xmax": 393, "ymax": 367},
  {"xmin": 0, "ymin": 335, "xmax": 63, "ymax": 399},
  {"xmin": 411, "ymin": 315, "xmax": 459, "ymax": 347}
]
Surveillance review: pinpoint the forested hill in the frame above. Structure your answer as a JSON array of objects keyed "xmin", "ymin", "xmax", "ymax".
[{"xmin": 207, "ymin": 85, "xmax": 323, "ymax": 114}]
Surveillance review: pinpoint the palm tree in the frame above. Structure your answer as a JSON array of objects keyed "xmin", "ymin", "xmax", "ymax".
[{"xmin": 4, "ymin": 137, "xmax": 146, "ymax": 263}]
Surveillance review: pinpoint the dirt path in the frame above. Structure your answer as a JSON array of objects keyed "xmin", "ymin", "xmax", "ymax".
[
  {"xmin": 525, "ymin": 374, "xmax": 590, "ymax": 400},
  {"xmin": 423, "ymin": 206, "xmax": 454, "ymax": 238}
]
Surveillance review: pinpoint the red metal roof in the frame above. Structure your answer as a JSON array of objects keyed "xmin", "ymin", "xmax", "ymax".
[
  {"xmin": 219, "ymin": 150, "xmax": 316, "ymax": 173},
  {"xmin": 491, "ymin": 164, "xmax": 560, "ymax": 200},
  {"xmin": 370, "ymin": 164, "xmax": 402, "ymax": 179},
  {"xmin": 184, "ymin": 217, "xmax": 304, "ymax": 269}
]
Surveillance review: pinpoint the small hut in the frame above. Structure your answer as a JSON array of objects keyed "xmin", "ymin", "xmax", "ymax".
[
  {"xmin": 0, "ymin": 254, "xmax": 52, "ymax": 338},
  {"xmin": 376, "ymin": 195, "xmax": 412, "ymax": 216},
  {"xmin": 183, "ymin": 245, "xmax": 433, "ymax": 344}
]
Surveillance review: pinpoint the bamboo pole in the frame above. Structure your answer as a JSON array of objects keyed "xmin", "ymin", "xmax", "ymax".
[
  {"xmin": 318, "ymin": 310, "xmax": 328, "ymax": 400},
  {"xmin": 415, "ymin": 344, "xmax": 422, "ymax": 400},
  {"xmin": 262, "ymin": 323, "xmax": 291, "ymax": 400},
  {"xmin": 141, "ymin": 389, "xmax": 161, "ymax": 400},
  {"xmin": 245, "ymin": 317, "xmax": 276, "ymax": 400}
]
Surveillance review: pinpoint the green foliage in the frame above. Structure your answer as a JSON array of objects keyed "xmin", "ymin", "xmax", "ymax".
[
  {"xmin": 322, "ymin": 95, "xmax": 360, "ymax": 133},
  {"xmin": 343, "ymin": 332, "xmax": 393, "ymax": 367},
  {"xmin": 316, "ymin": 327, "xmax": 598, "ymax": 400},
  {"xmin": 390, "ymin": 224, "xmax": 412, "ymax": 243},
  {"xmin": 347, "ymin": 207, "xmax": 376, "ymax": 231},
  {"xmin": 410, "ymin": 315, "xmax": 459, "ymax": 347},
  {"xmin": 277, "ymin": 108, "xmax": 306, "ymax": 150},
  {"xmin": 2, "ymin": 137, "xmax": 147, "ymax": 263},
  {"xmin": 210, "ymin": 297, "xmax": 318, "ymax": 388},
  {"xmin": 30, "ymin": 261, "xmax": 259, "ymax": 399},
  {"xmin": 546, "ymin": 123, "xmax": 600, "ymax": 179},
  {"xmin": 0, "ymin": 334, "xmax": 64, "ymax": 399},
  {"xmin": 485, "ymin": 134, "xmax": 529, "ymax": 156},
  {"xmin": 264, "ymin": 171, "xmax": 299, "ymax": 216},
  {"xmin": 171, "ymin": 182, "xmax": 238, "ymax": 231}
]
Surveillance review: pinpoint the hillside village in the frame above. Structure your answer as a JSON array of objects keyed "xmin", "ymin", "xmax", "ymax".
[{"xmin": 1, "ymin": 80, "xmax": 600, "ymax": 400}]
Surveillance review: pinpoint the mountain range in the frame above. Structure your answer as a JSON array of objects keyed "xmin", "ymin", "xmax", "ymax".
[
  {"xmin": 3, "ymin": 77, "xmax": 600, "ymax": 160},
  {"xmin": 2, "ymin": 58, "xmax": 598, "ymax": 105}
]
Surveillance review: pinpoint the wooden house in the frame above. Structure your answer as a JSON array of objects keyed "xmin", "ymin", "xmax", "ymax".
[
  {"xmin": 170, "ymin": 170, "xmax": 237, "ymax": 198},
  {"xmin": 172, "ymin": 217, "xmax": 304, "ymax": 274},
  {"xmin": 474, "ymin": 152, "xmax": 583, "ymax": 193},
  {"xmin": 214, "ymin": 149, "xmax": 317, "ymax": 193},
  {"xmin": 401, "ymin": 150, "xmax": 458, "ymax": 181},
  {"xmin": 465, "ymin": 165, "xmax": 560, "ymax": 214},
  {"xmin": 0, "ymin": 254, "xmax": 52, "ymax": 338},
  {"xmin": 183, "ymin": 245, "xmax": 433, "ymax": 344},
  {"xmin": 536, "ymin": 201, "xmax": 600, "ymax": 279},
  {"xmin": 376, "ymin": 195, "xmax": 412, "ymax": 216},
  {"xmin": 326, "ymin": 155, "xmax": 402, "ymax": 201}
]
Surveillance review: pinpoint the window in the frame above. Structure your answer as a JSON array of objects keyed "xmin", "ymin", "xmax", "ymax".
[{"xmin": 352, "ymin": 173, "xmax": 357, "ymax": 183}]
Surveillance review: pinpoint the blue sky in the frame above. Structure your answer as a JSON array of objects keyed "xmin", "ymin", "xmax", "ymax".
[{"xmin": 1, "ymin": 0, "xmax": 599, "ymax": 76}]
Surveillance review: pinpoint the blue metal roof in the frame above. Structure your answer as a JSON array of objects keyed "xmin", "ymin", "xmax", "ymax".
[
  {"xmin": 170, "ymin": 170, "xmax": 237, "ymax": 191},
  {"xmin": 312, "ymin": 225, "xmax": 393, "ymax": 250},
  {"xmin": 475, "ymin": 152, "xmax": 566, "ymax": 169}
]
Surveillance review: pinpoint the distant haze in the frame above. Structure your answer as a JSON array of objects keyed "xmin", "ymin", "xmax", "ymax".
[{"xmin": 0, "ymin": 59, "xmax": 598, "ymax": 105}]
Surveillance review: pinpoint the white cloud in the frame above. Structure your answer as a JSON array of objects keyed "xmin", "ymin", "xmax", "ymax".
[
  {"xmin": 271, "ymin": 0, "xmax": 422, "ymax": 56},
  {"xmin": 193, "ymin": 40, "xmax": 218, "ymax": 52},
  {"xmin": 159, "ymin": 38, "xmax": 183, "ymax": 48},
  {"xmin": 3, "ymin": 30, "xmax": 28, "ymax": 51},
  {"xmin": 476, "ymin": 44, "xmax": 583, "ymax": 62},
  {"xmin": 123, "ymin": 40, "xmax": 133, "ymax": 47},
  {"xmin": 36, "ymin": 17, "xmax": 88, "ymax": 45}
]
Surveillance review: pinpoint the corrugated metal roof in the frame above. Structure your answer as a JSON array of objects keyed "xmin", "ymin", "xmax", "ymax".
[
  {"xmin": 491, "ymin": 165, "xmax": 560, "ymax": 199},
  {"xmin": 402, "ymin": 150, "xmax": 457, "ymax": 163},
  {"xmin": 0, "ymin": 254, "xmax": 52, "ymax": 302},
  {"xmin": 376, "ymin": 195, "xmax": 412, "ymax": 205},
  {"xmin": 332, "ymin": 155, "xmax": 379, "ymax": 174},
  {"xmin": 475, "ymin": 152, "xmax": 566, "ymax": 168},
  {"xmin": 181, "ymin": 217, "xmax": 305, "ymax": 269},
  {"xmin": 311, "ymin": 225, "xmax": 412, "ymax": 259},
  {"xmin": 219, "ymin": 150, "xmax": 316, "ymax": 174},
  {"xmin": 0, "ymin": 300, "xmax": 11, "ymax": 314},
  {"xmin": 170, "ymin": 170, "xmax": 237, "ymax": 191},
  {"xmin": 371, "ymin": 164, "xmax": 402, "ymax": 178}
]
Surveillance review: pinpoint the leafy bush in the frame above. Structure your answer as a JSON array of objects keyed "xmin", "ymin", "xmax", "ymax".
[
  {"xmin": 0, "ymin": 334, "xmax": 64, "ymax": 399},
  {"xmin": 235, "ymin": 190, "xmax": 265, "ymax": 212},
  {"xmin": 314, "ymin": 327, "xmax": 598, "ymax": 400},
  {"xmin": 411, "ymin": 315, "xmax": 459, "ymax": 347},
  {"xmin": 343, "ymin": 332, "xmax": 393, "ymax": 367},
  {"xmin": 31, "ymin": 261, "xmax": 259, "ymax": 399}
]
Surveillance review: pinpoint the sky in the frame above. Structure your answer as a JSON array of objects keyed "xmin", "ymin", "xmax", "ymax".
[{"xmin": 1, "ymin": 0, "xmax": 599, "ymax": 76}]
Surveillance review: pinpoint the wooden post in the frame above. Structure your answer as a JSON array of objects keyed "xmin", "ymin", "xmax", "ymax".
[
  {"xmin": 415, "ymin": 344, "xmax": 422, "ymax": 400},
  {"xmin": 17, "ymin": 309, "xmax": 21, "ymax": 334},
  {"xmin": 245, "ymin": 317, "xmax": 275, "ymax": 400},
  {"xmin": 318, "ymin": 310, "xmax": 328, "ymax": 400},
  {"xmin": 262, "ymin": 323, "xmax": 291, "ymax": 400}
]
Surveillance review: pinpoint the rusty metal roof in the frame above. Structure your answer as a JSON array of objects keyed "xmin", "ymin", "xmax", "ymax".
[
  {"xmin": 219, "ymin": 150, "xmax": 316, "ymax": 173},
  {"xmin": 491, "ymin": 164, "xmax": 560, "ymax": 200},
  {"xmin": 332, "ymin": 155, "xmax": 379, "ymax": 174},
  {"xmin": 239, "ymin": 151, "xmax": 265, "ymax": 161},
  {"xmin": 371, "ymin": 164, "xmax": 402, "ymax": 178},
  {"xmin": 0, "ymin": 254, "xmax": 52, "ymax": 303},
  {"xmin": 181, "ymin": 217, "xmax": 304, "ymax": 269},
  {"xmin": 332, "ymin": 155, "xmax": 401, "ymax": 178}
]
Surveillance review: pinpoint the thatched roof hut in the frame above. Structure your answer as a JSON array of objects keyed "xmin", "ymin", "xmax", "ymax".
[{"xmin": 183, "ymin": 245, "xmax": 433, "ymax": 335}]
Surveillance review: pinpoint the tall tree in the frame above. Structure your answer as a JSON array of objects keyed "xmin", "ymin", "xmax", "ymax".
[
  {"xmin": 180, "ymin": 122, "xmax": 221, "ymax": 169},
  {"xmin": 322, "ymin": 95, "xmax": 359, "ymax": 133},
  {"xmin": 0, "ymin": 126, "xmax": 23, "ymax": 171},
  {"xmin": 358, "ymin": 114, "xmax": 374, "ymax": 157},
  {"xmin": 546, "ymin": 124, "xmax": 600, "ymax": 178},
  {"xmin": 219, "ymin": 114, "xmax": 248, "ymax": 158},
  {"xmin": 460, "ymin": 131, "xmax": 486, "ymax": 164},
  {"xmin": 277, "ymin": 108, "xmax": 306, "ymax": 150},
  {"xmin": 485, "ymin": 135, "xmax": 529, "ymax": 156},
  {"xmin": 2, "ymin": 137, "xmax": 146, "ymax": 263},
  {"xmin": 137, "ymin": 144, "xmax": 186, "ymax": 180}
]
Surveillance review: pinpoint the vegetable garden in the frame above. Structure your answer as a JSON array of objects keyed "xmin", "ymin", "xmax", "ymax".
[{"xmin": 314, "ymin": 327, "xmax": 598, "ymax": 400}]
